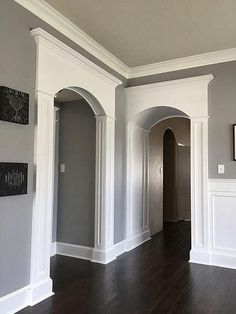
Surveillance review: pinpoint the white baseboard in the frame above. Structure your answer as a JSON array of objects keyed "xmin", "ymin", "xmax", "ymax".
[
  {"xmin": 50, "ymin": 242, "xmax": 57, "ymax": 257},
  {"xmin": 189, "ymin": 249, "xmax": 211, "ymax": 266},
  {"xmin": 0, "ymin": 285, "xmax": 31, "ymax": 314},
  {"xmin": 56, "ymin": 242, "xmax": 93, "ymax": 260},
  {"xmin": 190, "ymin": 249, "xmax": 236, "ymax": 270},
  {"xmin": 30, "ymin": 278, "xmax": 54, "ymax": 306},
  {"xmin": 126, "ymin": 229, "xmax": 151, "ymax": 252},
  {"xmin": 91, "ymin": 246, "xmax": 117, "ymax": 264},
  {"xmin": 114, "ymin": 240, "xmax": 127, "ymax": 257},
  {"xmin": 0, "ymin": 279, "xmax": 54, "ymax": 314},
  {"xmin": 52, "ymin": 232, "xmax": 152, "ymax": 264},
  {"xmin": 150, "ymin": 226, "xmax": 162, "ymax": 236}
]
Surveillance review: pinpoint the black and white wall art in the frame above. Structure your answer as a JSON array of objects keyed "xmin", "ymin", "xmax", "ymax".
[
  {"xmin": 0, "ymin": 86, "xmax": 29, "ymax": 124},
  {"xmin": 0, "ymin": 163, "xmax": 28, "ymax": 196}
]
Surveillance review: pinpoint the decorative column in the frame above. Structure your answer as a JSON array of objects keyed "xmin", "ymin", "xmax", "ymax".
[
  {"xmin": 190, "ymin": 116, "xmax": 210, "ymax": 264},
  {"xmin": 126, "ymin": 122, "xmax": 151, "ymax": 251},
  {"xmin": 92, "ymin": 115, "xmax": 116, "ymax": 263},
  {"xmin": 30, "ymin": 90, "xmax": 55, "ymax": 304}
]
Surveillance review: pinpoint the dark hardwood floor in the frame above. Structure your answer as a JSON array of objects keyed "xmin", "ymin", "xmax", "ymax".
[{"xmin": 18, "ymin": 221, "xmax": 236, "ymax": 313}]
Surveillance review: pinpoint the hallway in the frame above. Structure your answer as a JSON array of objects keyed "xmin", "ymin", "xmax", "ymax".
[{"xmin": 18, "ymin": 222, "xmax": 236, "ymax": 314}]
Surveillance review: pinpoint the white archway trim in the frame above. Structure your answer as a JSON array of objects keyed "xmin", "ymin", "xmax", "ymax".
[
  {"xmin": 30, "ymin": 29, "xmax": 121, "ymax": 305},
  {"xmin": 125, "ymin": 74, "xmax": 214, "ymax": 266}
]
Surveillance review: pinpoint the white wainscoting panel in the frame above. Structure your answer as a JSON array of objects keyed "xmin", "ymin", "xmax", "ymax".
[{"xmin": 208, "ymin": 179, "xmax": 236, "ymax": 269}]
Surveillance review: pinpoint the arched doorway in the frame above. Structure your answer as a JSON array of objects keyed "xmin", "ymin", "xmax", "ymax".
[
  {"xmin": 125, "ymin": 75, "xmax": 213, "ymax": 266},
  {"xmin": 52, "ymin": 88, "xmax": 96, "ymax": 255},
  {"xmin": 30, "ymin": 28, "xmax": 121, "ymax": 305}
]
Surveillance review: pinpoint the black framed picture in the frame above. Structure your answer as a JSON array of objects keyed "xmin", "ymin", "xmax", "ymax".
[
  {"xmin": 234, "ymin": 124, "xmax": 236, "ymax": 161},
  {"xmin": 0, "ymin": 163, "xmax": 28, "ymax": 197},
  {"xmin": 0, "ymin": 86, "xmax": 29, "ymax": 125}
]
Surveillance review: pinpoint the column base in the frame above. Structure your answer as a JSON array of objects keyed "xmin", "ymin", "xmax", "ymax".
[{"xmin": 91, "ymin": 246, "xmax": 117, "ymax": 264}]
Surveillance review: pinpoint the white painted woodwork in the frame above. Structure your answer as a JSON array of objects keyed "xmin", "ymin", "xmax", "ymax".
[
  {"xmin": 30, "ymin": 28, "xmax": 121, "ymax": 305},
  {"xmin": 125, "ymin": 75, "xmax": 213, "ymax": 267}
]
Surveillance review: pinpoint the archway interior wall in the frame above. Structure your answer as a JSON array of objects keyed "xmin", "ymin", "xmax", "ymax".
[
  {"xmin": 125, "ymin": 75, "xmax": 213, "ymax": 258},
  {"xmin": 149, "ymin": 117, "xmax": 191, "ymax": 235},
  {"xmin": 29, "ymin": 28, "xmax": 122, "ymax": 306}
]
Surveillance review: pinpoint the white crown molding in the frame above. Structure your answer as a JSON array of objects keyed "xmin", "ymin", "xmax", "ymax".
[
  {"xmin": 14, "ymin": 0, "xmax": 128, "ymax": 78},
  {"xmin": 128, "ymin": 47, "xmax": 236, "ymax": 79},
  {"xmin": 31, "ymin": 28, "xmax": 122, "ymax": 88},
  {"xmin": 15, "ymin": 0, "xmax": 236, "ymax": 80},
  {"xmin": 125, "ymin": 74, "xmax": 214, "ymax": 93}
]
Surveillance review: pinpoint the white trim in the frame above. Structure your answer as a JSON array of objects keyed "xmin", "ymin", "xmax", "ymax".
[
  {"xmin": 50, "ymin": 242, "xmax": 57, "ymax": 257},
  {"xmin": 14, "ymin": 0, "xmax": 236, "ymax": 79},
  {"xmin": 128, "ymin": 47, "xmax": 236, "ymax": 78},
  {"xmin": 56, "ymin": 242, "xmax": 93, "ymax": 260},
  {"xmin": 14, "ymin": 0, "xmax": 128, "ymax": 78},
  {"xmin": 50, "ymin": 238, "xmax": 152, "ymax": 263},
  {"xmin": 114, "ymin": 240, "xmax": 127, "ymax": 257},
  {"xmin": 31, "ymin": 28, "xmax": 122, "ymax": 88},
  {"xmin": 206, "ymin": 179, "xmax": 236, "ymax": 269},
  {"xmin": 209, "ymin": 179, "xmax": 236, "ymax": 192},
  {"xmin": 0, "ymin": 286, "xmax": 31, "ymax": 314},
  {"xmin": 30, "ymin": 28, "xmax": 119, "ymax": 307},
  {"xmin": 126, "ymin": 229, "xmax": 151, "ymax": 252},
  {"xmin": 126, "ymin": 75, "xmax": 212, "ymax": 268},
  {"xmin": 30, "ymin": 278, "xmax": 54, "ymax": 306},
  {"xmin": 126, "ymin": 74, "xmax": 214, "ymax": 92}
]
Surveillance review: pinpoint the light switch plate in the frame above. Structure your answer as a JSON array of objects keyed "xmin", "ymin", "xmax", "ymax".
[
  {"xmin": 218, "ymin": 164, "xmax": 224, "ymax": 174},
  {"xmin": 60, "ymin": 163, "xmax": 65, "ymax": 173}
]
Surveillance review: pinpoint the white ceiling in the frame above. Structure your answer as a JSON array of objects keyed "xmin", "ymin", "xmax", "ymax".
[{"xmin": 44, "ymin": 0, "xmax": 236, "ymax": 67}]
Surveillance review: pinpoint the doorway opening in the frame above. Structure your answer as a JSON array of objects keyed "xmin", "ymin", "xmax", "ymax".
[
  {"xmin": 149, "ymin": 117, "xmax": 191, "ymax": 254},
  {"xmin": 52, "ymin": 89, "xmax": 96, "ymax": 259}
]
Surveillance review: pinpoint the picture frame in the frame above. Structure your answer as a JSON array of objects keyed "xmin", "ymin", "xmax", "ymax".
[
  {"xmin": 0, "ymin": 162, "xmax": 28, "ymax": 197},
  {"xmin": 233, "ymin": 124, "xmax": 236, "ymax": 161},
  {"xmin": 0, "ymin": 86, "xmax": 29, "ymax": 125}
]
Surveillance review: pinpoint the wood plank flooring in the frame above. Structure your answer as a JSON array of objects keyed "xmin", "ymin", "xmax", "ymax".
[{"xmin": 18, "ymin": 222, "xmax": 236, "ymax": 313}]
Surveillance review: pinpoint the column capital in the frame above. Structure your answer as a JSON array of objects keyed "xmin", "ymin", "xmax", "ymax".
[
  {"xmin": 34, "ymin": 88, "xmax": 56, "ymax": 98},
  {"xmin": 95, "ymin": 115, "xmax": 116, "ymax": 121}
]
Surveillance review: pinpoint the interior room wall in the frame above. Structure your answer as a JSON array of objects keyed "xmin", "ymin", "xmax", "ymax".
[
  {"xmin": 0, "ymin": 0, "xmax": 126, "ymax": 298},
  {"xmin": 1, "ymin": 0, "xmax": 236, "ymax": 302},
  {"xmin": 56, "ymin": 99, "xmax": 96, "ymax": 247},
  {"xmin": 128, "ymin": 61, "xmax": 236, "ymax": 179},
  {"xmin": 149, "ymin": 117, "xmax": 190, "ymax": 235},
  {"xmin": 114, "ymin": 85, "xmax": 127, "ymax": 243},
  {"xmin": 52, "ymin": 108, "xmax": 59, "ymax": 243}
]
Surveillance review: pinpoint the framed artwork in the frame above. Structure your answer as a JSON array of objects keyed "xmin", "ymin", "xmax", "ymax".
[
  {"xmin": 0, "ymin": 86, "xmax": 29, "ymax": 124},
  {"xmin": 234, "ymin": 124, "xmax": 236, "ymax": 161},
  {"xmin": 0, "ymin": 163, "xmax": 28, "ymax": 197}
]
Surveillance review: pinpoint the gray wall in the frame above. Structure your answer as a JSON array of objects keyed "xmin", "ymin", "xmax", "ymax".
[
  {"xmin": 128, "ymin": 61, "xmax": 236, "ymax": 179},
  {"xmin": 0, "ymin": 0, "xmax": 125, "ymax": 297},
  {"xmin": 52, "ymin": 109, "xmax": 59, "ymax": 243},
  {"xmin": 114, "ymin": 85, "xmax": 127, "ymax": 243},
  {"xmin": 56, "ymin": 100, "xmax": 95, "ymax": 247}
]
